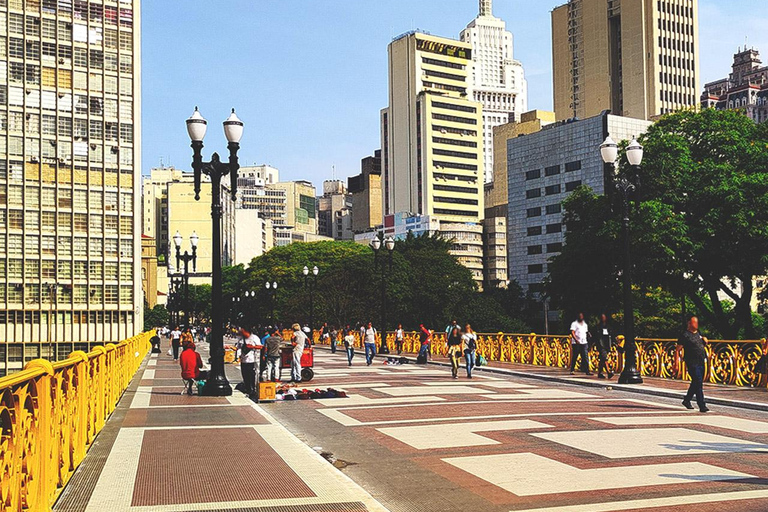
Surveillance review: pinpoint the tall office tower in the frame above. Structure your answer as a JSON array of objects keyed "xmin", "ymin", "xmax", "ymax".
[
  {"xmin": 0, "ymin": 0, "xmax": 142, "ymax": 375},
  {"xmin": 142, "ymin": 165, "xmax": 186, "ymax": 258},
  {"xmin": 270, "ymin": 180, "xmax": 318, "ymax": 235},
  {"xmin": 460, "ymin": 0, "xmax": 527, "ymax": 183},
  {"xmin": 552, "ymin": 0, "xmax": 700, "ymax": 122},
  {"xmin": 381, "ymin": 32, "xmax": 485, "ymax": 283},
  {"xmin": 236, "ymin": 165, "xmax": 287, "ymax": 227}
]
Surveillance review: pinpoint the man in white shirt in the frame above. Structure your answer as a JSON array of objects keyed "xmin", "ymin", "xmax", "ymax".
[
  {"xmin": 236, "ymin": 328, "xmax": 263, "ymax": 395},
  {"xmin": 291, "ymin": 323, "xmax": 308, "ymax": 383},
  {"xmin": 569, "ymin": 313, "xmax": 592, "ymax": 376},
  {"xmin": 363, "ymin": 322, "xmax": 377, "ymax": 366}
]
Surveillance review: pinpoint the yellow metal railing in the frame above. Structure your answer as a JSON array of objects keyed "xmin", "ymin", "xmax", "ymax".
[
  {"xmin": 0, "ymin": 331, "xmax": 153, "ymax": 512},
  {"xmin": 316, "ymin": 331, "xmax": 768, "ymax": 388}
]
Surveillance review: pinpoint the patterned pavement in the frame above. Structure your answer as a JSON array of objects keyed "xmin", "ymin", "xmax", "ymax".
[
  {"xmin": 263, "ymin": 350, "xmax": 768, "ymax": 512},
  {"xmin": 54, "ymin": 347, "xmax": 389, "ymax": 512}
]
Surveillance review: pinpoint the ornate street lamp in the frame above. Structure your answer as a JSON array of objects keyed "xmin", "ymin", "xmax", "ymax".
[
  {"xmin": 370, "ymin": 236, "xmax": 395, "ymax": 354},
  {"xmin": 186, "ymin": 107, "xmax": 244, "ymax": 396},
  {"xmin": 265, "ymin": 281, "xmax": 278, "ymax": 324},
  {"xmin": 303, "ymin": 266, "xmax": 319, "ymax": 334},
  {"xmin": 600, "ymin": 136, "xmax": 644, "ymax": 385},
  {"xmin": 173, "ymin": 231, "xmax": 198, "ymax": 327}
]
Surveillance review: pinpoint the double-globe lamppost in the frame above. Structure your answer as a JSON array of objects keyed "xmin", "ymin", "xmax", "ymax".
[
  {"xmin": 600, "ymin": 135, "xmax": 644, "ymax": 385},
  {"xmin": 186, "ymin": 107, "xmax": 244, "ymax": 397},
  {"xmin": 370, "ymin": 236, "xmax": 395, "ymax": 354},
  {"xmin": 302, "ymin": 266, "xmax": 319, "ymax": 335},
  {"xmin": 172, "ymin": 230, "xmax": 198, "ymax": 326},
  {"xmin": 265, "ymin": 281, "xmax": 278, "ymax": 325}
]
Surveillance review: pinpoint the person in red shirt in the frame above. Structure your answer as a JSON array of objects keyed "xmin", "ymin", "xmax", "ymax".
[{"xmin": 179, "ymin": 341, "xmax": 203, "ymax": 395}]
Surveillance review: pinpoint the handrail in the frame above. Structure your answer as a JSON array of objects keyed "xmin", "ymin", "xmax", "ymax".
[
  {"xmin": 315, "ymin": 331, "xmax": 768, "ymax": 388},
  {"xmin": 0, "ymin": 331, "xmax": 153, "ymax": 512}
]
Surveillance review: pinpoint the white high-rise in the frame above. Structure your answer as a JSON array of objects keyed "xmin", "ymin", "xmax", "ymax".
[{"xmin": 460, "ymin": 0, "xmax": 527, "ymax": 183}]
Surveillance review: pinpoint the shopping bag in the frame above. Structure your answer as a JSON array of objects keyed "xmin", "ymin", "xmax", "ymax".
[
  {"xmin": 167, "ymin": 348, "xmax": 173, "ymax": 356},
  {"xmin": 477, "ymin": 355, "xmax": 487, "ymax": 367}
]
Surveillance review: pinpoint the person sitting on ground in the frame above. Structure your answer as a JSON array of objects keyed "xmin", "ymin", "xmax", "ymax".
[{"xmin": 179, "ymin": 341, "xmax": 203, "ymax": 396}]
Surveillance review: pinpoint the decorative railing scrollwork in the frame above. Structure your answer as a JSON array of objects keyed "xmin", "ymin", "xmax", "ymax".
[
  {"xmin": 0, "ymin": 331, "xmax": 152, "ymax": 512},
  {"xmin": 314, "ymin": 331, "xmax": 767, "ymax": 389}
]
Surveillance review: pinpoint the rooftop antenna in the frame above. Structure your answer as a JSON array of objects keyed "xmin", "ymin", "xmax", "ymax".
[{"xmin": 332, "ymin": 164, "xmax": 336, "ymax": 181}]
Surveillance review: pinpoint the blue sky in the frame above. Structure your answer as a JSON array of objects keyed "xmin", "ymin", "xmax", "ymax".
[{"xmin": 141, "ymin": 0, "xmax": 768, "ymax": 185}]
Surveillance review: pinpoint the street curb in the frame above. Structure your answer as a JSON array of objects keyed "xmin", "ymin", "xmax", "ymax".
[{"xmin": 315, "ymin": 345, "xmax": 768, "ymax": 413}]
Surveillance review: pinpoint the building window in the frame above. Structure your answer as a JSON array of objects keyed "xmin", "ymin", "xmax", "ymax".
[
  {"xmin": 526, "ymin": 188, "xmax": 541, "ymax": 199},
  {"xmin": 565, "ymin": 180, "xmax": 582, "ymax": 192},
  {"xmin": 527, "ymin": 207, "xmax": 542, "ymax": 218},
  {"xmin": 525, "ymin": 169, "xmax": 541, "ymax": 180},
  {"xmin": 565, "ymin": 161, "xmax": 582, "ymax": 172},
  {"xmin": 546, "ymin": 203, "xmax": 562, "ymax": 215},
  {"xmin": 546, "ymin": 223, "xmax": 562, "ymax": 234},
  {"xmin": 527, "ymin": 245, "xmax": 543, "ymax": 255},
  {"xmin": 545, "ymin": 184, "xmax": 561, "ymax": 196},
  {"xmin": 528, "ymin": 264, "xmax": 544, "ymax": 274},
  {"xmin": 545, "ymin": 165, "xmax": 561, "ymax": 176},
  {"xmin": 527, "ymin": 226, "xmax": 542, "ymax": 236}
]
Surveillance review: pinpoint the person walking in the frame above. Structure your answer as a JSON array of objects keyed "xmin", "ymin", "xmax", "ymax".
[
  {"xmin": 395, "ymin": 324, "xmax": 405, "ymax": 355},
  {"xmin": 291, "ymin": 323, "xmax": 308, "ymax": 383},
  {"xmin": 447, "ymin": 326, "xmax": 463, "ymax": 379},
  {"xmin": 236, "ymin": 328, "xmax": 262, "ymax": 395},
  {"xmin": 417, "ymin": 324, "xmax": 432, "ymax": 363},
  {"xmin": 263, "ymin": 327, "xmax": 283, "ymax": 382},
  {"xmin": 594, "ymin": 314, "xmax": 614, "ymax": 379},
  {"xmin": 678, "ymin": 315, "xmax": 710, "ymax": 413},
  {"xmin": 330, "ymin": 325, "xmax": 339, "ymax": 354},
  {"xmin": 462, "ymin": 324, "xmax": 478, "ymax": 379},
  {"xmin": 363, "ymin": 322, "xmax": 377, "ymax": 366},
  {"xmin": 343, "ymin": 328, "xmax": 356, "ymax": 366},
  {"xmin": 569, "ymin": 313, "xmax": 592, "ymax": 375},
  {"xmin": 170, "ymin": 326, "xmax": 182, "ymax": 361},
  {"xmin": 445, "ymin": 319, "xmax": 458, "ymax": 337},
  {"xmin": 179, "ymin": 341, "xmax": 203, "ymax": 395}
]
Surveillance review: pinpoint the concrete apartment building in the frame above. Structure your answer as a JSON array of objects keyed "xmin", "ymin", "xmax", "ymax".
[
  {"xmin": 552, "ymin": 0, "xmax": 700, "ymax": 121},
  {"xmin": 348, "ymin": 150, "xmax": 382, "ymax": 235},
  {"xmin": 460, "ymin": 0, "xmax": 527, "ymax": 183},
  {"xmin": 271, "ymin": 180, "xmax": 317, "ymax": 236},
  {"xmin": 317, "ymin": 180, "xmax": 352, "ymax": 241},
  {"xmin": 506, "ymin": 112, "xmax": 651, "ymax": 293},
  {"xmin": 702, "ymin": 47, "xmax": 768, "ymax": 124},
  {"xmin": 482, "ymin": 110, "xmax": 556, "ymax": 289},
  {"xmin": 0, "ymin": 0, "xmax": 143, "ymax": 375},
  {"xmin": 381, "ymin": 31, "xmax": 485, "ymax": 283},
  {"xmin": 237, "ymin": 164, "xmax": 287, "ymax": 227}
]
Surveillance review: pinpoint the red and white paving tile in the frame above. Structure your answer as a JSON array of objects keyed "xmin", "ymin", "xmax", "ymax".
[{"xmin": 261, "ymin": 350, "xmax": 768, "ymax": 512}]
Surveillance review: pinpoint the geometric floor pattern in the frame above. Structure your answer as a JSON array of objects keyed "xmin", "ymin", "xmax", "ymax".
[{"xmin": 266, "ymin": 350, "xmax": 768, "ymax": 512}]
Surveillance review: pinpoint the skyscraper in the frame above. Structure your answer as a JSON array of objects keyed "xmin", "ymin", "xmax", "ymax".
[
  {"xmin": 552, "ymin": 0, "xmax": 700, "ymax": 121},
  {"xmin": 460, "ymin": 0, "xmax": 527, "ymax": 183},
  {"xmin": 0, "ymin": 0, "xmax": 142, "ymax": 375},
  {"xmin": 381, "ymin": 32, "xmax": 485, "ymax": 283}
]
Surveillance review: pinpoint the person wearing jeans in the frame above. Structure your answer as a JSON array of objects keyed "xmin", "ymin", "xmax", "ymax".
[
  {"xmin": 363, "ymin": 322, "xmax": 377, "ymax": 366},
  {"xmin": 418, "ymin": 324, "xmax": 432, "ymax": 362},
  {"xmin": 263, "ymin": 327, "xmax": 282, "ymax": 381},
  {"xmin": 344, "ymin": 329, "xmax": 356, "ymax": 366},
  {"xmin": 462, "ymin": 324, "xmax": 477, "ymax": 378},
  {"xmin": 678, "ymin": 315, "xmax": 710, "ymax": 413},
  {"xmin": 569, "ymin": 313, "xmax": 592, "ymax": 375},
  {"xmin": 447, "ymin": 327, "xmax": 462, "ymax": 379}
]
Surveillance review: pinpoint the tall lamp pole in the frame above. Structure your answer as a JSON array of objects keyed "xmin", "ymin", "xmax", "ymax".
[
  {"xmin": 370, "ymin": 236, "xmax": 395, "ymax": 354},
  {"xmin": 173, "ymin": 230, "xmax": 198, "ymax": 326},
  {"xmin": 265, "ymin": 281, "xmax": 278, "ymax": 325},
  {"xmin": 600, "ymin": 136, "xmax": 644, "ymax": 385},
  {"xmin": 302, "ymin": 266, "xmax": 318, "ymax": 334},
  {"xmin": 186, "ymin": 107, "xmax": 244, "ymax": 397}
]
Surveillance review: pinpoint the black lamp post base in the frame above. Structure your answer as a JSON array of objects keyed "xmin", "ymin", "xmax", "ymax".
[
  {"xmin": 618, "ymin": 366, "xmax": 644, "ymax": 385},
  {"xmin": 202, "ymin": 375, "xmax": 233, "ymax": 396},
  {"xmin": 380, "ymin": 344, "xmax": 390, "ymax": 355}
]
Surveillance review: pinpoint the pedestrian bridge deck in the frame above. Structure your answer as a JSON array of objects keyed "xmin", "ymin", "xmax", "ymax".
[{"xmin": 52, "ymin": 348, "xmax": 387, "ymax": 512}]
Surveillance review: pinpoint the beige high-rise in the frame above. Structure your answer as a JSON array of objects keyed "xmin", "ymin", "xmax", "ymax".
[
  {"xmin": 552, "ymin": 0, "xmax": 699, "ymax": 121},
  {"xmin": 0, "ymin": 0, "xmax": 142, "ymax": 375}
]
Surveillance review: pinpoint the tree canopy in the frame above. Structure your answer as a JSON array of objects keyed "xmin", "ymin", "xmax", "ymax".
[{"xmin": 547, "ymin": 109, "xmax": 768, "ymax": 339}]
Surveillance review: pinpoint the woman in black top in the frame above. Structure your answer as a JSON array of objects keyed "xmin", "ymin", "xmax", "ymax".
[
  {"xmin": 595, "ymin": 313, "xmax": 614, "ymax": 379},
  {"xmin": 447, "ymin": 326, "xmax": 463, "ymax": 379}
]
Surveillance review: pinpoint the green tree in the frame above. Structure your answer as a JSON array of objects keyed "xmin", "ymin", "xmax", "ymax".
[
  {"xmin": 143, "ymin": 302, "xmax": 169, "ymax": 331},
  {"xmin": 548, "ymin": 109, "xmax": 768, "ymax": 339}
]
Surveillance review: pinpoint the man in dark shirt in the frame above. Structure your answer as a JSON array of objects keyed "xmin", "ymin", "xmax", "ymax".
[
  {"xmin": 678, "ymin": 316, "xmax": 710, "ymax": 413},
  {"xmin": 263, "ymin": 328, "xmax": 283, "ymax": 382}
]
